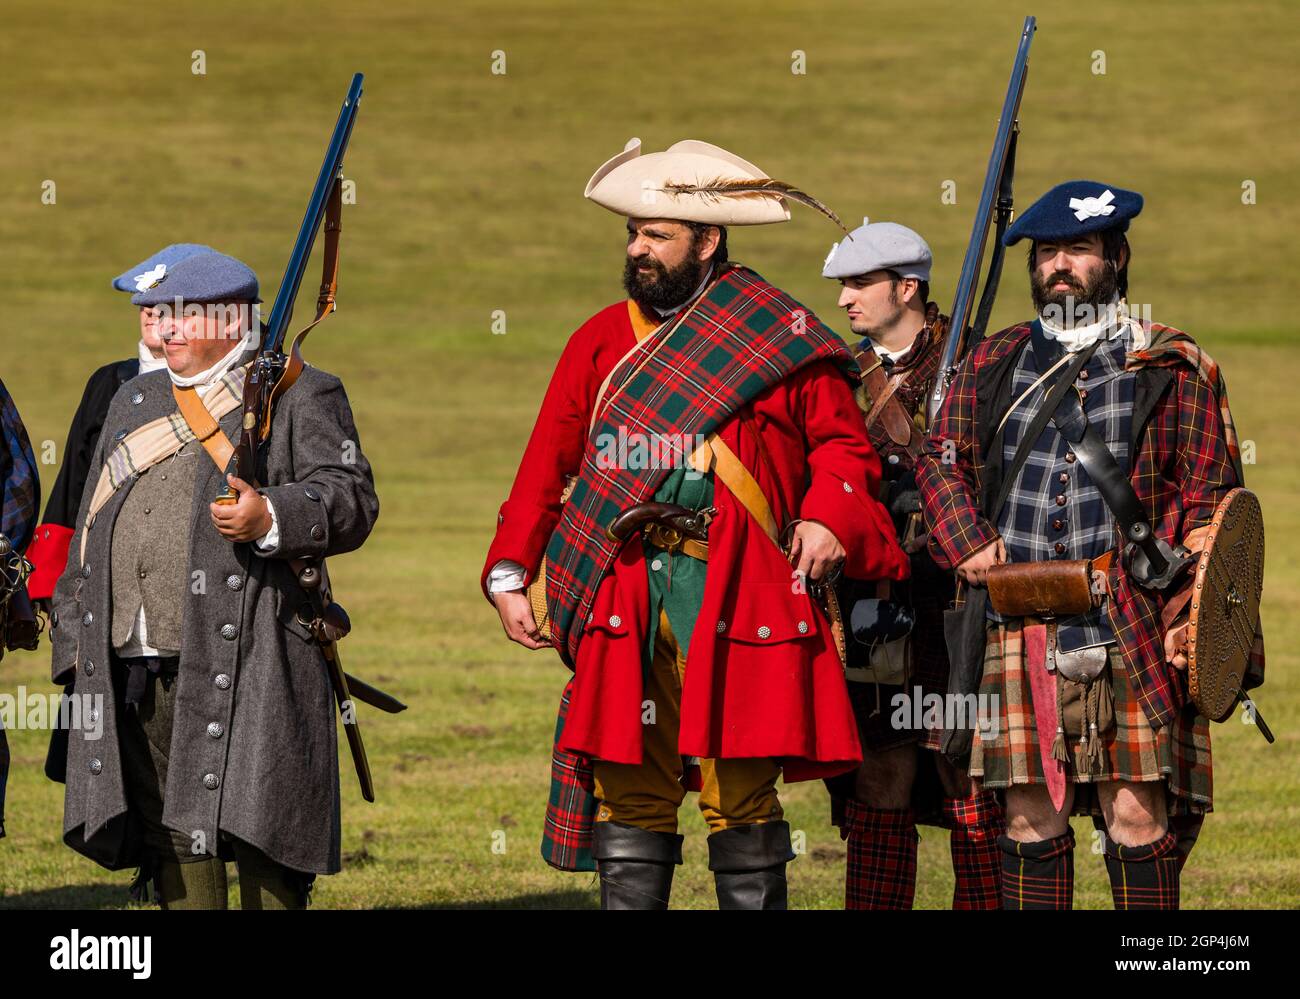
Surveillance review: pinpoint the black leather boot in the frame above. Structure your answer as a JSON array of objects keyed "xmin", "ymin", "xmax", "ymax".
[
  {"xmin": 592, "ymin": 820, "xmax": 684, "ymax": 910},
  {"xmin": 708, "ymin": 820, "xmax": 795, "ymax": 910}
]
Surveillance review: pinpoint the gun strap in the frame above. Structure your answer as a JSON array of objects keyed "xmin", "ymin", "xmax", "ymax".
[{"xmin": 262, "ymin": 177, "xmax": 346, "ymax": 436}]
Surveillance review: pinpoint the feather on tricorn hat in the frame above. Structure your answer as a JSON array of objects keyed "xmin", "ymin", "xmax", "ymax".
[{"xmin": 585, "ymin": 138, "xmax": 848, "ymax": 233}]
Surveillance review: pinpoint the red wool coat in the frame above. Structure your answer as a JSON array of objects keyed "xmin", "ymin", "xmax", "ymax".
[{"xmin": 482, "ymin": 300, "xmax": 909, "ymax": 779}]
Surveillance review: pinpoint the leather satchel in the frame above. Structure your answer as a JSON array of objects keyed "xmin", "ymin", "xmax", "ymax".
[{"xmin": 985, "ymin": 550, "xmax": 1112, "ymax": 618}]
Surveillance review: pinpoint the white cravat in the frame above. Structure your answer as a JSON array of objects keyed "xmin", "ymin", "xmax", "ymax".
[{"xmin": 1038, "ymin": 298, "xmax": 1126, "ymax": 352}]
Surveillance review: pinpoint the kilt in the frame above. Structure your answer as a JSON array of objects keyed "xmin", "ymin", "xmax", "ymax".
[{"xmin": 970, "ymin": 621, "xmax": 1212, "ymax": 816}]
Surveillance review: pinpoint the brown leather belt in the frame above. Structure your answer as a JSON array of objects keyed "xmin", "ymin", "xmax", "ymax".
[{"xmin": 644, "ymin": 522, "xmax": 709, "ymax": 561}]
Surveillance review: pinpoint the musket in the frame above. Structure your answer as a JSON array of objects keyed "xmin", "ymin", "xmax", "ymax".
[
  {"xmin": 210, "ymin": 73, "xmax": 403, "ymax": 803},
  {"xmin": 217, "ymin": 71, "xmax": 364, "ymax": 499},
  {"xmin": 928, "ymin": 17, "xmax": 1036, "ymax": 425}
]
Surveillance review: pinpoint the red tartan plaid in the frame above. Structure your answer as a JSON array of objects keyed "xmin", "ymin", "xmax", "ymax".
[
  {"xmin": 918, "ymin": 319, "xmax": 1262, "ymax": 730},
  {"xmin": 540, "ymin": 678, "xmax": 597, "ymax": 872},
  {"xmin": 999, "ymin": 829, "xmax": 1075, "ymax": 910},
  {"xmin": 944, "ymin": 788, "xmax": 1003, "ymax": 910},
  {"xmin": 843, "ymin": 800, "xmax": 918, "ymax": 910},
  {"xmin": 545, "ymin": 264, "xmax": 855, "ymax": 663},
  {"xmin": 1104, "ymin": 830, "xmax": 1181, "ymax": 910}
]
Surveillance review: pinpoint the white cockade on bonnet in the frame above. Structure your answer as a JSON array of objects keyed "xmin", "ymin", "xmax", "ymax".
[
  {"xmin": 1069, "ymin": 189, "xmax": 1116, "ymax": 222},
  {"xmin": 132, "ymin": 263, "xmax": 167, "ymax": 291}
]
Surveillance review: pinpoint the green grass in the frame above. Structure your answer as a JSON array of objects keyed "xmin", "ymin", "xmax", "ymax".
[{"xmin": 0, "ymin": 0, "xmax": 1297, "ymax": 908}]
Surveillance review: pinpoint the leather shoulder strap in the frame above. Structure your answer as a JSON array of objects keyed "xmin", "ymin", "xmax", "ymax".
[
  {"xmin": 693, "ymin": 434, "xmax": 780, "ymax": 547},
  {"xmin": 856, "ymin": 347, "xmax": 919, "ymax": 448},
  {"xmin": 171, "ymin": 384, "xmax": 234, "ymax": 472}
]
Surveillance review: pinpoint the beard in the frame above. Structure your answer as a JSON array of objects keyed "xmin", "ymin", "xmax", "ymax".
[
  {"xmin": 623, "ymin": 252, "xmax": 708, "ymax": 316},
  {"xmin": 1031, "ymin": 259, "xmax": 1122, "ymax": 327}
]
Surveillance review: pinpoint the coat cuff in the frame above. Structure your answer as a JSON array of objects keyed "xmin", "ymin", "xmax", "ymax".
[
  {"xmin": 26, "ymin": 523, "xmax": 74, "ymax": 601},
  {"xmin": 256, "ymin": 483, "xmax": 329, "ymax": 559},
  {"xmin": 481, "ymin": 500, "xmax": 556, "ymax": 598},
  {"xmin": 800, "ymin": 476, "xmax": 907, "ymax": 581}
]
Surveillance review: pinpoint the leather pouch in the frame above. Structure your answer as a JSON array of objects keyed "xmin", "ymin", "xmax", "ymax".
[{"xmin": 986, "ymin": 559, "xmax": 1094, "ymax": 617}]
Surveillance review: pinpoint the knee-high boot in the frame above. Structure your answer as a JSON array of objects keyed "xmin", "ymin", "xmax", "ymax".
[
  {"xmin": 708, "ymin": 820, "xmax": 795, "ymax": 910},
  {"xmin": 591, "ymin": 820, "xmax": 683, "ymax": 910}
]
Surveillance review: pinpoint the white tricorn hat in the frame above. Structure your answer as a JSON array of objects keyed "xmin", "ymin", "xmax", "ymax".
[{"xmin": 585, "ymin": 138, "xmax": 845, "ymax": 229}]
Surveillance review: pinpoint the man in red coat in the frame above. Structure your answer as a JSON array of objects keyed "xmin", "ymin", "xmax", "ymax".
[{"xmin": 483, "ymin": 138, "xmax": 907, "ymax": 908}]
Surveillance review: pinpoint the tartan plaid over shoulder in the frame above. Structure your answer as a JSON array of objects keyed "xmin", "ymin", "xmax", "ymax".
[
  {"xmin": 917, "ymin": 319, "xmax": 1262, "ymax": 730},
  {"xmin": 545, "ymin": 264, "xmax": 856, "ymax": 663}
]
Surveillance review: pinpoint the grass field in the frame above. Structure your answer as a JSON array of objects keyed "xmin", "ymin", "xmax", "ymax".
[{"xmin": 0, "ymin": 0, "xmax": 1297, "ymax": 908}]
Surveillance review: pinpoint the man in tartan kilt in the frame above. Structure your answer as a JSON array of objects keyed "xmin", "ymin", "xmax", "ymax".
[
  {"xmin": 917, "ymin": 180, "xmax": 1263, "ymax": 909},
  {"xmin": 820, "ymin": 221, "xmax": 1004, "ymax": 910},
  {"xmin": 482, "ymin": 139, "xmax": 908, "ymax": 908}
]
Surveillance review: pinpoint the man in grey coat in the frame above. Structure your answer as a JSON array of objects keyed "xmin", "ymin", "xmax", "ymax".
[{"xmin": 49, "ymin": 250, "xmax": 379, "ymax": 909}]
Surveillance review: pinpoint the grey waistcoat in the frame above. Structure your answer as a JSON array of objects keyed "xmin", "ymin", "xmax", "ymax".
[{"xmin": 110, "ymin": 444, "xmax": 201, "ymax": 652}]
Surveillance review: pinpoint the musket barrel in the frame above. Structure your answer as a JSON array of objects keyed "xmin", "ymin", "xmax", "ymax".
[
  {"xmin": 929, "ymin": 17, "xmax": 1035, "ymax": 423},
  {"xmin": 264, "ymin": 72, "xmax": 364, "ymax": 355}
]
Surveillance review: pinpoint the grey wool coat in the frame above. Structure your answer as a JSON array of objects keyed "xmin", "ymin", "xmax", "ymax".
[{"xmin": 50, "ymin": 349, "xmax": 379, "ymax": 875}]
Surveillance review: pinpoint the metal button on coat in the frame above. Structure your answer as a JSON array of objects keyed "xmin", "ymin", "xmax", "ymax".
[
  {"xmin": 310, "ymin": 524, "xmax": 325, "ymax": 541},
  {"xmin": 1053, "ymin": 519, "xmax": 1065, "ymax": 531},
  {"xmin": 207, "ymin": 722, "xmax": 224, "ymax": 739},
  {"xmin": 88, "ymin": 708, "xmax": 99, "ymax": 724},
  {"xmin": 89, "ymin": 759, "xmax": 103, "ymax": 775},
  {"xmin": 113, "ymin": 429, "xmax": 127, "ymax": 442},
  {"xmin": 131, "ymin": 391, "xmax": 145, "ymax": 404},
  {"xmin": 220, "ymin": 624, "xmax": 237, "ymax": 640},
  {"xmin": 1055, "ymin": 495, "xmax": 1067, "ymax": 506},
  {"xmin": 203, "ymin": 773, "xmax": 220, "ymax": 790},
  {"xmin": 214, "ymin": 673, "xmax": 232, "ymax": 690},
  {"xmin": 608, "ymin": 615, "xmax": 621, "ymax": 628},
  {"xmin": 82, "ymin": 612, "xmax": 93, "ymax": 626},
  {"xmin": 138, "ymin": 569, "xmax": 147, "ymax": 579},
  {"xmin": 1058, "ymin": 472, "xmax": 1069, "ymax": 483},
  {"xmin": 51, "ymin": 611, "xmax": 59, "ymax": 628},
  {"xmin": 887, "ymin": 454, "xmax": 900, "ymax": 465},
  {"xmin": 81, "ymin": 564, "xmax": 91, "ymax": 578},
  {"xmin": 757, "ymin": 625, "xmax": 772, "ymax": 639},
  {"xmin": 1065, "ymin": 452, "xmax": 1076, "ymax": 463},
  {"xmin": 82, "ymin": 660, "xmax": 95, "ymax": 676},
  {"xmin": 304, "ymin": 486, "xmax": 321, "ymax": 501},
  {"xmin": 1078, "ymin": 369, "xmax": 1089, "ymax": 381},
  {"xmin": 842, "ymin": 482, "xmax": 853, "ymax": 493},
  {"xmin": 1054, "ymin": 543, "xmax": 1066, "ymax": 555},
  {"xmin": 716, "ymin": 620, "xmax": 726, "ymax": 633},
  {"xmin": 650, "ymin": 559, "xmax": 663, "ymax": 571},
  {"xmin": 797, "ymin": 621, "xmax": 809, "ymax": 634},
  {"xmin": 226, "ymin": 574, "xmax": 243, "ymax": 591}
]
